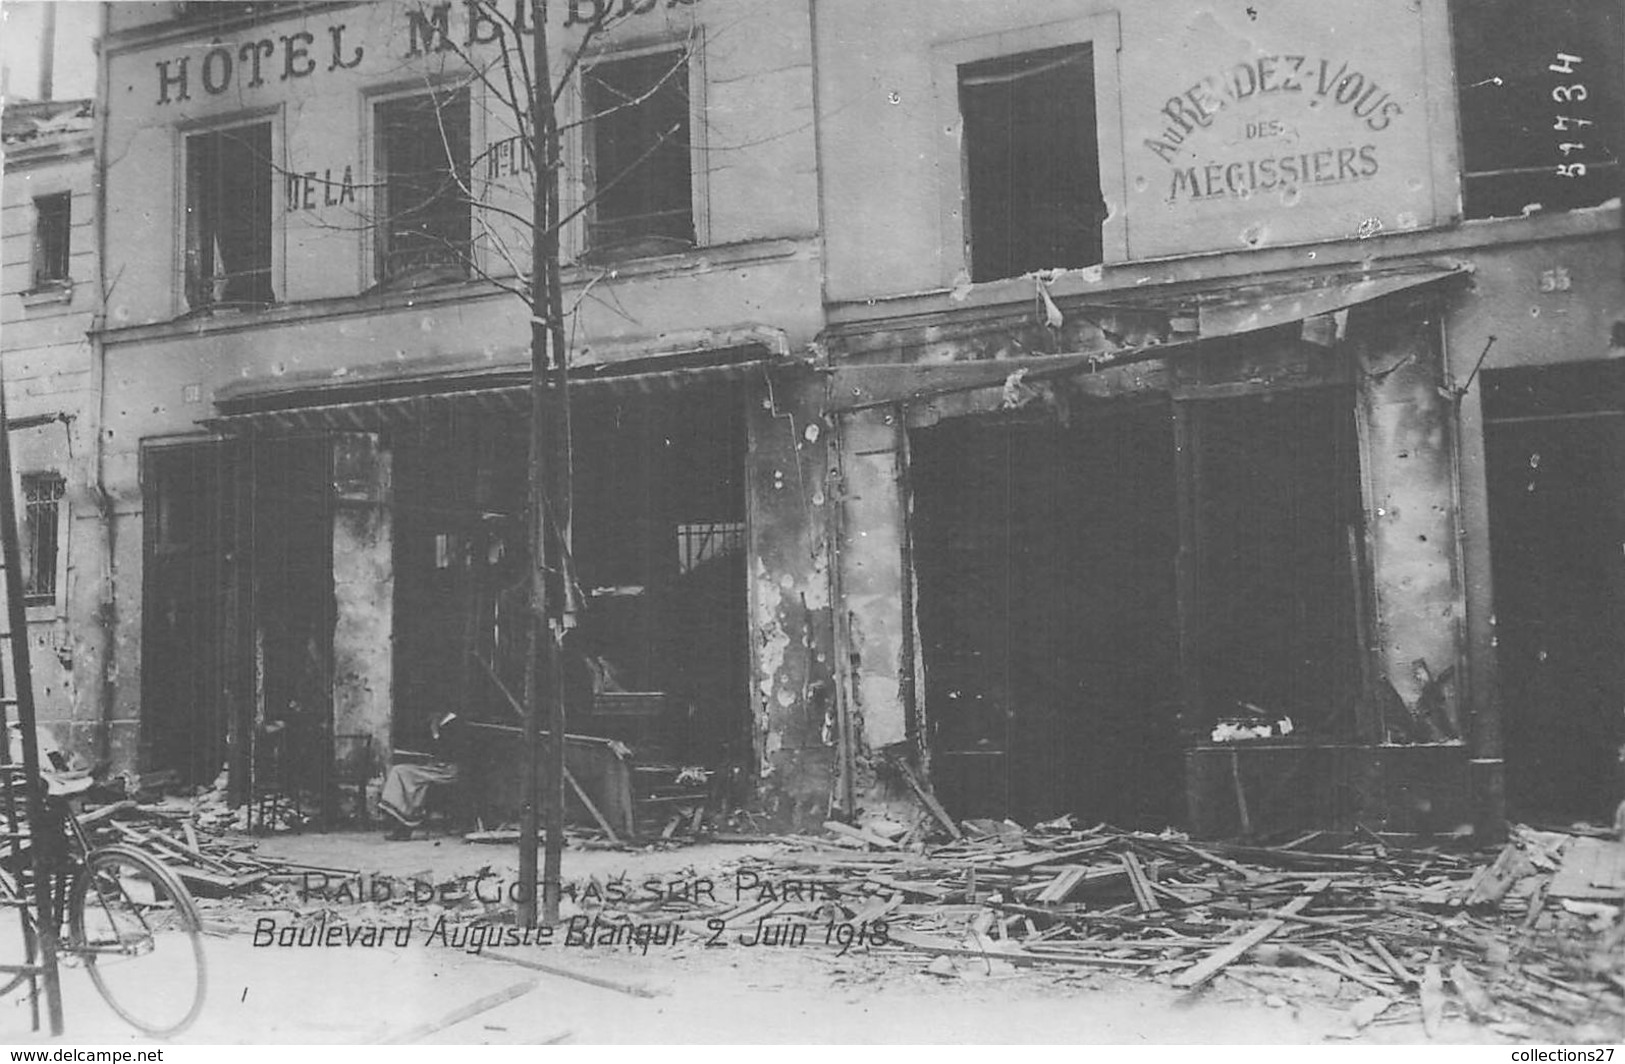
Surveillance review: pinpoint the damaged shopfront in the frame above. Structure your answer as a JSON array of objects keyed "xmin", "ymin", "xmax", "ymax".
[
  {"xmin": 827, "ymin": 266, "xmax": 1478, "ymax": 837},
  {"xmin": 138, "ymin": 347, "xmax": 812, "ymax": 833},
  {"xmin": 808, "ymin": 0, "xmax": 1625, "ymax": 840}
]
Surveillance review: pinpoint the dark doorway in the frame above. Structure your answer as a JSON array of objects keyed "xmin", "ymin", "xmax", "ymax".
[
  {"xmin": 1185, "ymin": 389, "xmax": 1366, "ymax": 738},
  {"xmin": 1485, "ymin": 362, "xmax": 1625, "ymax": 822},
  {"xmin": 392, "ymin": 409, "xmax": 528, "ymax": 751},
  {"xmin": 141, "ymin": 440, "xmax": 233, "ymax": 785},
  {"xmin": 910, "ymin": 404, "xmax": 1182, "ymax": 826},
  {"xmin": 389, "ymin": 386, "xmax": 751, "ymax": 776},
  {"xmin": 569, "ymin": 385, "xmax": 751, "ymax": 767},
  {"xmin": 245, "ymin": 437, "xmax": 334, "ymax": 798}
]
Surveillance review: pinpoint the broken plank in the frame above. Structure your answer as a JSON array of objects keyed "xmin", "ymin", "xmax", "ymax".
[
  {"xmin": 1367, "ymin": 935, "xmax": 1419, "ymax": 985},
  {"xmin": 481, "ymin": 951, "xmax": 660, "ymax": 998},
  {"xmin": 374, "ymin": 979, "xmax": 544, "ymax": 1044},
  {"xmin": 1278, "ymin": 944, "xmax": 1394, "ymax": 994},
  {"xmin": 894, "ymin": 758, "xmax": 961, "ymax": 840},
  {"xmin": 172, "ymin": 866, "xmax": 268, "ymax": 897},
  {"xmin": 1121, "ymin": 852, "xmax": 1162, "ymax": 914},
  {"xmin": 996, "ymin": 839, "xmax": 1114, "ymax": 870},
  {"xmin": 1035, "ymin": 867, "xmax": 1088, "ymax": 906},
  {"xmin": 823, "ymin": 820, "xmax": 900, "ymax": 850},
  {"xmin": 75, "ymin": 800, "xmax": 137, "ymax": 828},
  {"xmin": 887, "ymin": 929, "xmax": 1155, "ymax": 969},
  {"xmin": 564, "ymin": 767, "xmax": 621, "ymax": 845},
  {"xmin": 1205, "ymin": 903, "xmax": 1461, "ymax": 949},
  {"xmin": 111, "ymin": 822, "xmax": 237, "ymax": 877},
  {"xmin": 1177, "ymin": 844, "xmax": 1256, "ymax": 879},
  {"xmin": 1171, "ymin": 878, "xmax": 1329, "ymax": 989}
]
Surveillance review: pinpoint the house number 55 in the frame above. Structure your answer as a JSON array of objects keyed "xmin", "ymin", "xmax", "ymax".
[{"xmin": 1539, "ymin": 267, "xmax": 1572, "ymax": 292}]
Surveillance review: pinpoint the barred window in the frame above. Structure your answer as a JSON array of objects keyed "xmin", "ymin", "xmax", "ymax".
[
  {"xmin": 21, "ymin": 473, "xmax": 65, "ymax": 606},
  {"xmin": 676, "ymin": 521, "xmax": 743, "ymax": 575}
]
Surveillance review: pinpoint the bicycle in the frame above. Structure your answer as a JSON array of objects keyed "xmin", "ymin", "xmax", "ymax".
[{"xmin": 0, "ymin": 770, "xmax": 207, "ymax": 1037}]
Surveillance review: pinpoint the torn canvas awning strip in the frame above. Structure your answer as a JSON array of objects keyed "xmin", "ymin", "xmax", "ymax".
[
  {"xmin": 825, "ymin": 263, "xmax": 1467, "ymax": 412},
  {"xmin": 201, "ymin": 344, "xmax": 779, "ymax": 435}
]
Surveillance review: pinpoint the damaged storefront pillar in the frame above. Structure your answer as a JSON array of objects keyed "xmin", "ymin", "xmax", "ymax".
[
  {"xmin": 746, "ymin": 372, "xmax": 837, "ymax": 828},
  {"xmin": 331, "ymin": 433, "xmax": 393, "ymax": 804},
  {"xmin": 1354, "ymin": 302, "xmax": 1467, "ymax": 748},
  {"xmin": 833, "ymin": 406, "xmax": 912, "ymax": 816}
]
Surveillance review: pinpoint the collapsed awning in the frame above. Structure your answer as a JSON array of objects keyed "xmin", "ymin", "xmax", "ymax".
[
  {"xmin": 825, "ymin": 263, "xmax": 1467, "ymax": 412},
  {"xmin": 204, "ymin": 343, "xmax": 780, "ymax": 435}
]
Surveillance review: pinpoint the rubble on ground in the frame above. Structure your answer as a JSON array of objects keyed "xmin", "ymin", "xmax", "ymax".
[
  {"xmin": 37, "ymin": 781, "xmax": 1625, "ymax": 1042},
  {"xmin": 548, "ymin": 816, "xmax": 1625, "ymax": 1042}
]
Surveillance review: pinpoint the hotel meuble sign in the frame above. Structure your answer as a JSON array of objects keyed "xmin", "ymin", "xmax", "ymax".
[{"xmin": 151, "ymin": 0, "xmax": 694, "ymax": 104}]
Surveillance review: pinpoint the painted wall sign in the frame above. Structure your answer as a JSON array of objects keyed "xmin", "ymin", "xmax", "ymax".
[
  {"xmin": 1145, "ymin": 55, "xmax": 1404, "ymax": 162},
  {"xmin": 486, "ymin": 135, "xmax": 533, "ymax": 181},
  {"xmin": 1143, "ymin": 54, "xmax": 1405, "ymax": 205},
  {"xmin": 155, "ymin": 24, "xmax": 362, "ymax": 103},
  {"xmin": 1114, "ymin": 2, "xmax": 1434, "ymax": 257},
  {"xmin": 284, "ymin": 166, "xmax": 357, "ymax": 212},
  {"xmin": 404, "ymin": 0, "xmax": 698, "ymax": 56},
  {"xmin": 155, "ymin": 1, "xmax": 700, "ymax": 102}
]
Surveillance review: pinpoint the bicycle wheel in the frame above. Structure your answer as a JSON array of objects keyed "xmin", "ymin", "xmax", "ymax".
[
  {"xmin": 0, "ymin": 867, "xmax": 37, "ymax": 997},
  {"xmin": 68, "ymin": 844, "xmax": 206, "ymax": 1036}
]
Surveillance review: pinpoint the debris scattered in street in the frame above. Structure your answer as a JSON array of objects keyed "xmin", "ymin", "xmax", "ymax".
[{"xmin": 33, "ymin": 780, "xmax": 1622, "ymax": 1042}]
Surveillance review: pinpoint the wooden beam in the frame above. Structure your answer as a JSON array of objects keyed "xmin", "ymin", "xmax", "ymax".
[
  {"xmin": 374, "ymin": 979, "xmax": 543, "ymax": 1044},
  {"xmin": 1171, "ymin": 877, "xmax": 1329, "ymax": 989}
]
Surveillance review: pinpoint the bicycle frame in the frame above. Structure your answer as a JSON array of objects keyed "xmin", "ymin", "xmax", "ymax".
[{"xmin": 3, "ymin": 781, "xmax": 208, "ymax": 1036}]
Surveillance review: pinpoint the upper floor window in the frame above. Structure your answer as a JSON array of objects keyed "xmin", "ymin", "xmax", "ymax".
[
  {"xmin": 186, "ymin": 122, "xmax": 274, "ymax": 308},
  {"xmin": 376, "ymin": 89, "xmax": 471, "ymax": 284},
  {"xmin": 583, "ymin": 50, "xmax": 695, "ymax": 261},
  {"xmin": 959, "ymin": 45, "xmax": 1103, "ymax": 283},
  {"xmin": 31, "ymin": 193, "xmax": 71, "ymax": 288},
  {"xmin": 21, "ymin": 472, "xmax": 65, "ymax": 607},
  {"xmin": 1452, "ymin": 0, "xmax": 1622, "ymax": 219}
]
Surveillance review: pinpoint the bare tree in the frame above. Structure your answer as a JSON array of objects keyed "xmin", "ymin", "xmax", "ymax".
[
  {"xmin": 352, "ymin": 1, "xmax": 701, "ymax": 926},
  {"xmin": 439, "ymin": 0, "xmax": 699, "ymax": 927}
]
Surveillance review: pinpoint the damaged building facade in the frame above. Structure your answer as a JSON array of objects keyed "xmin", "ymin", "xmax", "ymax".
[
  {"xmin": 1, "ymin": 97, "xmax": 106, "ymax": 766},
  {"xmin": 92, "ymin": 0, "xmax": 834, "ymax": 826},
  {"xmin": 814, "ymin": 0, "xmax": 1625, "ymax": 838},
  {"xmin": 62, "ymin": 0, "xmax": 1625, "ymax": 837}
]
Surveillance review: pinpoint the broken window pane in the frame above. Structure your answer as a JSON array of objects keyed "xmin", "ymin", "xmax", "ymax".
[
  {"xmin": 185, "ymin": 122, "xmax": 274, "ymax": 307},
  {"xmin": 21, "ymin": 472, "xmax": 64, "ymax": 605},
  {"xmin": 959, "ymin": 45, "xmax": 1104, "ymax": 283},
  {"xmin": 583, "ymin": 50, "xmax": 695, "ymax": 260},
  {"xmin": 377, "ymin": 90, "xmax": 472, "ymax": 282},
  {"xmin": 32, "ymin": 193, "xmax": 71, "ymax": 287},
  {"xmin": 1452, "ymin": 0, "xmax": 1623, "ymax": 219}
]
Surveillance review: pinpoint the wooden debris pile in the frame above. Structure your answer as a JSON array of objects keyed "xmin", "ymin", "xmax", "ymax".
[
  {"xmin": 576, "ymin": 818, "xmax": 1620, "ymax": 1040},
  {"xmin": 73, "ymin": 799, "xmax": 334, "ymax": 900}
]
